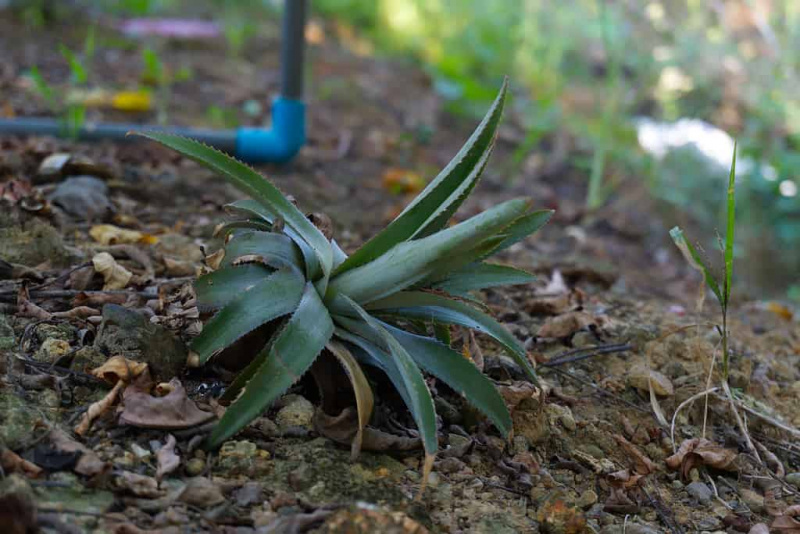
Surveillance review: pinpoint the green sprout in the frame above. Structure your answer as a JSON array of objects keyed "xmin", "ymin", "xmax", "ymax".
[
  {"xmin": 670, "ymin": 143, "xmax": 737, "ymax": 382},
  {"xmin": 135, "ymin": 80, "xmax": 552, "ymax": 486}
]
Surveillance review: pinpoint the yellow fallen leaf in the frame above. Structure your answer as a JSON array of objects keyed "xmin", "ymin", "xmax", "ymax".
[
  {"xmin": 382, "ymin": 168, "xmax": 425, "ymax": 194},
  {"xmin": 92, "ymin": 252, "xmax": 133, "ymax": 290},
  {"xmin": 91, "ymin": 355, "xmax": 148, "ymax": 384},
  {"xmin": 111, "ymin": 90, "xmax": 152, "ymax": 112},
  {"xmin": 90, "ymin": 224, "xmax": 158, "ymax": 245}
]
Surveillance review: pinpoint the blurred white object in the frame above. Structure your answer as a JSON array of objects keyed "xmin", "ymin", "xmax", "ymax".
[{"xmin": 636, "ymin": 117, "xmax": 736, "ymax": 169}]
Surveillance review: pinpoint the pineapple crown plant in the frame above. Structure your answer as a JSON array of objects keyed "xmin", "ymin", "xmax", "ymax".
[{"xmin": 136, "ymin": 80, "xmax": 553, "ymax": 484}]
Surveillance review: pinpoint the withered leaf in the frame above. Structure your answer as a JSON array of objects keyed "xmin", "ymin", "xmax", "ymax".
[
  {"xmin": 612, "ymin": 434, "xmax": 657, "ymax": 475},
  {"xmin": 156, "ymin": 434, "xmax": 179, "ymax": 481},
  {"xmin": 119, "ymin": 379, "xmax": 214, "ymax": 429},
  {"xmin": 665, "ymin": 438, "xmax": 737, "ymax": 479}
]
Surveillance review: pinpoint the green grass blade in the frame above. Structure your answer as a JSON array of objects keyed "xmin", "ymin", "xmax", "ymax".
[
  {"xmin": 385, "ymin": 323, "xmax": 511, "ymax": 436},
  {"xmin": 338, "ymin": 297, "xmax": 438, "ymax": 457},
  {"xmin": 326, "ymin": 339, "xmax": 374, "ymax": 458},
  {"xmin": 194, "ymin": 264, "xmax": 273, "ymax": 310},
  {"xmin": 334, "ymin": 79, "xmax": 508, "ymax": 275},
  {"xmin": 133, "ymin": 132, "xmax": 332, "ymax": 278},
  {"xmin": 206, "ymin": 283, "xmax": 333, "ymax": 448},
  {"xmin": 190, "ymin": 268, "xmax": 305, "ymax": 364},
  {"xmin": 431, "ymin": 262, "xmax": 535, "ymax": 295},
  {"xmin": 221, "ymin": 231, "xmax": 304, "ymax": 274},
  {"xmin": 669, "ymin": 227, "xmax": 723, "ymax": 306},
  {"xmin": 724, "ymin": 142, "xmax": 737, "ymax": 307},
  {"xmin": 366, "ymin": 291, "xmax": 538, "ymax": 384},
  {"xmin": 327, "ymin": 198, "xmax": 532, "ymax": 305}
]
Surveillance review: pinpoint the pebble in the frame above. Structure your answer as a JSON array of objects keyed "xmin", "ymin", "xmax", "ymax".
[
  {"xmin": 627, "ymin": 366, "xmax": 674, "ymax": 396},
  {"xmin": 738, "ymin": 488, "xmax": 764, "ymax": 513},
  {"xmin": 275, "ymin": 396, "xmax": 315, "ymax": 430},
  {"xmin": 577, "ymin": 489, "xmax": 598, "ymax": 509},
  {"xmin": 427, "ymin": 472, "xmax": 441, "ymax": 488},
  {"xmin": 786, "ymin": 472, "xmax": 800, "ymax": 489},
  {"xmin": 48, "ymin": 176, "xmax": 111, "ymax": 221},
  {"xmin": 36, "ymin": 338, "xmax": 71, "ymax": 363},
  {"xmin": 185, "ymin": 458, "xmax": 205, "ymax": 476},
  {"xmin": 686, "ymin": 481, "xmax": 713, "ymax": 504}
]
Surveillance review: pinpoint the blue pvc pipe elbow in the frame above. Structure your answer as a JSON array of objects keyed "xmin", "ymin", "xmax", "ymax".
[{"xmin": 235, "ymin": 97, "xmax": 306, "ymax": 164}]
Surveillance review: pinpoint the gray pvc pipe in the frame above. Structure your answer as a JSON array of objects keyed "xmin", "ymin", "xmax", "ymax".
[
  {"xmin": 280, "ymin": 0, "xmax": 307, "ymax": 100},
  {"xmin": 0, "ymin": 117, "xmax": 238, "ymax": 152}
]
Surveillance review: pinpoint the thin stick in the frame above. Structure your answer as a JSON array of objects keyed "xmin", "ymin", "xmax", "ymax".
[
  {"xmin": 541, "ymin": 343, "xmax": 633, "ymax": 367},
  {"xmin": 722, "ymin": 381, "xmax": 762, "ymax": 464},
  {"xmin": 670, "ymin": 387, "xmax": 720, "ymax": 452},
  {"xmin": 702, "ymin": 338, "xmax": 722, "ymax": 439},
  {"xmin": 542, "ymin": 365, "xmax": 650, "ymax": 414}
]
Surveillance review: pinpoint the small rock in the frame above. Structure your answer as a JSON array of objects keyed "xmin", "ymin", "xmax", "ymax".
[
  {"xmin": 427, "ymin": 472, "xmax": 441, "ymax": 488},
  {"xmin": 577, "ymin": 489, "xmax": 598, "ymax": 509},
  {"xmin": 436, "ymin": 457, "xmax": 465, "ymax": 475},
  {"xmin": 36, "ymin": 338, "xmax": 70, "ymax": 363},
  {"xmin": 69, "ymin": 346, "xmax": 107, "ymax": 372},
  {"xmin": 233, "ymin": 482, "xmax": 263, "ymax": 507},
  {"xmin": 671, "ymin": 480, "xmax": 684, "ymax": 490},
  {"xmin": 442, "ymin": 434, "xmax": 472, "ymax": 458},
  {"xmin": 185, "ymin": 458, "xmax": 205, "ymax": 476},
  {"xmin": 275, "ymin": 396, "xmax": 315, "ymax": 430},
  {"xmin": 785, "ymin": 472, "xmax": 800, "ymax": 489},
  {"xmin": 546, "ymin": 403, "xmax": 576, "ymax": 432},
  {"xmin": 0, "ymin": 217, "xmax": 76, "ymax": 268},
  {"xmin": 511, "ymin": 435, "xmax": 530, "ymax": 455},
  {"xmin": 686, "ymin": 481, "xmax": 713, "ymax": 504},
  {"xmin": 178, "ymin": 477, "xmax": 225, "ymax": 507},
  {"xmin": 48, "ymin": 176, "xmax": 111, "ymax": 221},
  {"xmin": 95, "ymin": 304, "xmax": 186, "ymax": 379},
  {"xmin": 689, "ymin": 468, "xmax": 701, "ymax": 482},
  {"xmin": 627, "ymin": 366, "xmax": 674, "ymax": 396},
  {"xmin": 738, "ymin": 488, "xmax": 764, "ymax": 513},
  {"xmin": 218, "ymin": 440, "xmax": 270, "ymax": 476},
  {"xmin": 0, "ymin": 390, "xmax": 40, "ymax": 449}
]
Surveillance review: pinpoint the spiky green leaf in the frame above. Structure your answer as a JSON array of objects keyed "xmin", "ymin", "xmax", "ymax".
[
  {"xmin": 206, "ymin": 283, "xmax": 333, "ymax": 448},
  {"xmin": 384, "ymin": 323, "xmax": 511, "ymax": 435},
  {"xmin": 190, "ymin": 268, "xmax": 305, "ymax": 364},
  {"xmin": 194, "ymin": 264, "xmax": 272, "ymax": 309},
  {"xmin": 221, "ymin": 231, "xmax": 304, "ymax": 274},
  {"xmin": 327, "ymin": 198, "xmax": 532, "ymax": 306},
  {"xmin": 491, "ymin": 209, "xmax": 554, "ymax": 255},
  {"xmin": 432, "ymin": 262, "xmax": 535, "ymax": 295},
  {"xmin": 366, "ymin": 291, "xmax": 538, "ymax": 384},
  {"xmin": 334, "ymin": 79, "xmax": 508, "ymax": 275},
  {"xmin": 133, "ymin": 132, "xmax": 332, "ymax": 278},
  {"xmin": 338, "ymin": 297, "xmax": 438, "ymax": 456}
]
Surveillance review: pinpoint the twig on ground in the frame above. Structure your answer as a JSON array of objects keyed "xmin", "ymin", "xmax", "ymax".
[
  {"xmin": 541, "ymin": 365, "xmax": 650, "ymax": 414},
  {"xmin": 541, "ymin": 343, "xmax": 633, "ymax": 367}
]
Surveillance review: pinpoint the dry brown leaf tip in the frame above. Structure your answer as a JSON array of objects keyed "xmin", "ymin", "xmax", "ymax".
[
  {"xmin": 92, "ymin": 252, "xmax": 133, "ymax": 290},
  {"xmin": 665, "ymin": 438, "xmax": 738, "ymax": 479},
  {"xmin": 91, "ymin": 355, "xmax": 148, "ymax": 385}
]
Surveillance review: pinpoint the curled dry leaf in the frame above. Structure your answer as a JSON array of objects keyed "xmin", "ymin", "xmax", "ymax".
[
  {"xmin": 119, "ymin": 378, "xmax": 215, "ymax": 429},
  {"xmin": 314, "ymin": 407, "xmax": 421, "ymax": 453},
  {"xmin": 665, "ymin": 438, "xmax": 738, "ymax": 479},
  {"xmin": 89, "ymin": 224, "xmax": 157, "ymax": 246},
  {"xmin": 48, "ymin": 428, "xmax": 109, "ymax": 477},
  {"xmin": 204, "ymin": 249, "xmax": 225, "ymax": 270},
  {"xmin": 771, "ymin": 506, "xmax": 800, "ymax": 533},
  {"xmin": 91, "ymin": 355, "xmax": 148, "ymax": 384},
  {"xmin": 16, "ymin": 284, "xmax": 52, "ymax": 320},
  {"xmin": 156, "ymin": 435, "xmax": 179, "ymax": 480},
  {"xmin": 75, "ymin": 380, "xmax": 125, "ymax": 436},
  {"xmin": 0, "ymin": 449, "xmax": 43, "ymax": 478},
  {"xmin": 92, "ymin": 252, "xmax": 133, "ymax": 290},
  {"xmin": 612, "ymin": 434, "xmax": 658, "ymax": 475}
]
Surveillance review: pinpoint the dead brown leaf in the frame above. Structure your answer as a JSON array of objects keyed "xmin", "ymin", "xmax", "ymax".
[
  {"xmin": 612, "ymin": 434, "xmax": 657, "ymax": 475},
  {"xmin": 156, "ymin": 434, "xmax": 179, "ymax": 481},
  {"xmin": 772, "ymin": 505, "xmax": 800, "ymax": 532},
  {"xmin": 92, "ymin": 252, "xmax": 132, "ymax": 290},
  {"xmin": 48, "ymin": 428, "xmax": 110, "ymax": 477},
  {"xmin": 75, "ymin": 380, "xmax": 125, "ymax": 436},
  {"xmin": 16, "ymin": 285, "xmax": 51, "ymax": 320},
  {"xmin": 91, "ymin": 355, "xmax": 148, "ymax": 385},
  {"xmin": 314, "ymin": 408, "xmax": 421, "ymax": 452},
  {"xmin": 665, "ymin": 438, "xmax": 738, "ymax": 479},
  {"xmin": 0, "ymin": 449, "xmax": 43, "ymax": 478},
  {"xmin": 118, "ymin": 378, "xmax": 215, "ymax": 429},
  {"xmin": 497, "ymin": 382, "xmax": 539, "ymax": 410}
]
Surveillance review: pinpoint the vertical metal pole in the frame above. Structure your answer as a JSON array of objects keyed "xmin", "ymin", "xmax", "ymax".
[{"xmin": 280, "ymin": 0, "xmax": 307, "ymax": 100}]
